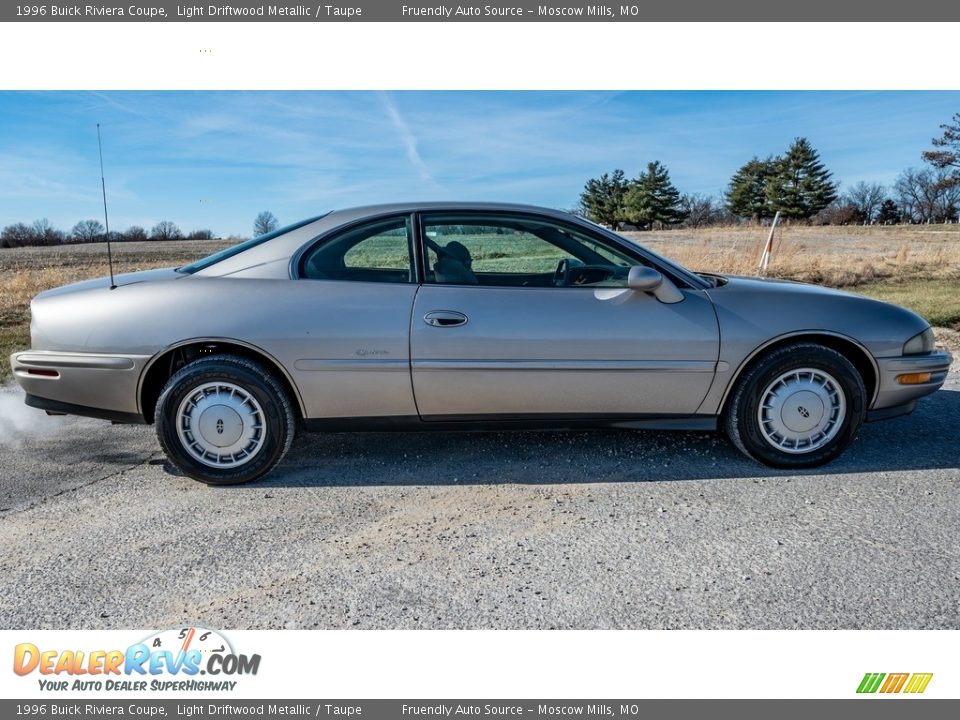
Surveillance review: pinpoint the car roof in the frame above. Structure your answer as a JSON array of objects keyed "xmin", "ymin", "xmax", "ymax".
[{"xmin": 321, "ymin": 201, "xmax": 576, "ymax": 224}]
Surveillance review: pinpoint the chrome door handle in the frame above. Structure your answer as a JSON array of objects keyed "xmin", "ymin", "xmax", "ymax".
[{"xmin": 423, "ymin": 310, "xmax": 468, "ymax": 328}]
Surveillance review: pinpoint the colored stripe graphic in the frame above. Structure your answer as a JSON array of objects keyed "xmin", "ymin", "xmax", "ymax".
[
  {"xmin": 857, "ymin": 672, "xmax": 933, "ymax": 694},
  {"xmin": 857, "ymin": 673, "xmax": 885, "ymax": 693},
  {"xmin": 880, "ymin": 673, "xmax": 909, "ymax": 693},
  {"xmin": 904, "ymin": 673, "xmax": 933, "ymax": 694}
]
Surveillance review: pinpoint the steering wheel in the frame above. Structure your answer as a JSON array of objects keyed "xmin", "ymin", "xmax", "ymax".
[{"xmin": 553, "ymin": 258, "xmax": 571, "ymax": 287}]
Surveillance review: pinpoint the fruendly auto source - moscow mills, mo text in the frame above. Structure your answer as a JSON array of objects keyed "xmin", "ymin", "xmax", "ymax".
[
  {"xmin": 15, "ymin": 4, "xmax": 362, "ymax": 18},
  {"xmin": 15, "ymin": 4, "xmax": 638, "ymax": 19}
]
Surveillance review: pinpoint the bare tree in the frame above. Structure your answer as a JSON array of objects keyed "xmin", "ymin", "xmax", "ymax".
[
  {"xmin": 31, "ymin": 218, "xmax": 65, "ymax": 245},
  {"xmin": 814, "ymin": 201, "xmax": 859, "ymax": 226},
  {"xmin": 70, "ymin": 219, "xmax": 105, "ymax": 243},
  {"xmin": 936, "ymin": 179, "xmax": 960, "ymax": 222},
  {"xmin": 679, "ymin": 193, "xmax": 717, "ymax": 228},
  {"xmin": 253, "ymin": 211, "xmax": 279, "ymax": 236},
  {"xmin": 123, "ymin": 225, "xmax": 148, "ymax": 242},
  {"xmin": 844, "ymin": 181, "xmax": 885, "ymax": 223},
  {"xmin": 150, "ymin": 220, "xmax": 183, "ymax": 241},
  {"xmin": 894, "ymin": 167, "xmax": 960, "ymax": 223},
  {"xmin": 1, "ymin": 223, "xmax": 33, "ymax": 248}
]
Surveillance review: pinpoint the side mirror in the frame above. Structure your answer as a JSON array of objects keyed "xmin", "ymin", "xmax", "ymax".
[
  {"xmin": 627, "ymin": 266, "xmax": 663, "ymax": 291},
  {"xmin": 627, "ymin": 266, "xmax": 684, "ymax": 304}
]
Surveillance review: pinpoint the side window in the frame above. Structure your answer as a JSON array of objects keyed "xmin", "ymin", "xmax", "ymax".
[
  {"xmin": 426, "ymin": 225, "xmax": 567, "ymax": 278},
  {"xmin": 301, "ymin": 216, "xmax": 413, "ymax": 283},
  {"xmin": 422, "ymin": 214, "xmax": 638, "ymax": 288}
]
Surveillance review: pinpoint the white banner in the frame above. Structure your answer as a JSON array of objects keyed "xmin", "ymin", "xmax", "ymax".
[{"xmin": 1, "ymin": 629, "xmax": 955, "ymax": 699}]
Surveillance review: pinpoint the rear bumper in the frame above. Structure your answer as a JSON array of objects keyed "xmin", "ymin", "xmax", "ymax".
[
  {"xmin": 871, "ymin": 350, "xmax": 952, "ymax": 413},
  {"xmin": 11, "ymin": 350, "xmax": 150, "ymax": 421}
]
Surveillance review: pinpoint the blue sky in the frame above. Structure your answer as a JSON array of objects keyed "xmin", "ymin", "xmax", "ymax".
[{"xmin": 1, "ymin": 90, "xmax": 957, "ymax": 236}]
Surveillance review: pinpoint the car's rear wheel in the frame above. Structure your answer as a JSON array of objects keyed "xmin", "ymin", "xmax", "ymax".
[
  {"xmin": 724, "ymin": 342, "xmax": 866, "ymax": 468},
  {"xmin": 155, "ymin": 355, "xmax": 295, "ymax": 485}
]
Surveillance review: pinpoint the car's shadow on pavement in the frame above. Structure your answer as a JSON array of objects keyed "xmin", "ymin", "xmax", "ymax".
[{"xmin": 242, "ymin": 387, "xmax": 960, "ymax": 488}]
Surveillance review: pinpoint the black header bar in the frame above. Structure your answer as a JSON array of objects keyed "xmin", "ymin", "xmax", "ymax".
[{"xmin": 4, "ymin": 1, "xmax": 958, "ymax": 22}]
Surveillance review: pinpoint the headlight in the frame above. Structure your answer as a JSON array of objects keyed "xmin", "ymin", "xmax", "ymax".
[{"xmin": 903, "ymin": 327, "xmax": 935, "ymax": 355}]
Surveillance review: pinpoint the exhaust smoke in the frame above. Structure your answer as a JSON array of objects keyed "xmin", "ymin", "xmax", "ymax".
[{"xmin": 0, "ymin": 385, "xmax": 68, "ymax": 448}]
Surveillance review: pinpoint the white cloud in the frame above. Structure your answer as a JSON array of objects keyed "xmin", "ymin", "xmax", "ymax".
[{"xmin": 377, "ymin": 92, "xmax": 436, "ymax": 185}]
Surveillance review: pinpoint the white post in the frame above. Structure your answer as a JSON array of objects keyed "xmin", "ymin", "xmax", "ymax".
[{"xmin": 759, "ymin": 211, "xmax": 781, "ymax": 272}]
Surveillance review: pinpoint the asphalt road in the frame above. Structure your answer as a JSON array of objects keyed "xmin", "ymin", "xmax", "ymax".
[{"xmin": 1, "ymin": 375, "xmax": 958, "ymax": 630}]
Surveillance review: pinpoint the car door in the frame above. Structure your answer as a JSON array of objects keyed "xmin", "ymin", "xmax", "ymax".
[
  {"xmin": 289, "ymin": 214, "xmax": 419, "ymax": 419},
  {"xmin": 410, "ymin": 212, "xmax": 720, "ymax": 419}
]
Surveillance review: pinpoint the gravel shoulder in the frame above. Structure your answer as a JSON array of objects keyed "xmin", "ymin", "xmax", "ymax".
[{"xmin": 0, "ymin": 375, "xmax": 957, "ymax": 630}]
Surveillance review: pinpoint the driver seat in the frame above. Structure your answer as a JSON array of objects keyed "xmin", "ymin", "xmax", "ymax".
[{"xmin": 434, "ymin": 241, "xmax": 478, "ymax": 284}]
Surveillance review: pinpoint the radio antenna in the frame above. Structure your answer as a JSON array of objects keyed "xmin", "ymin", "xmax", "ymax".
[{"xmin": 96, "ymin": 123, "xmax": 116, "ymax": 290}]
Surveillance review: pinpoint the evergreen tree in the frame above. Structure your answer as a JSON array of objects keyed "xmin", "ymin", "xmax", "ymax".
[
  {"xmin": 921, "ymin": 112, "xmax": 960, "ymax": 189},
  {"xmin": 765, "ymin": 138, "xmax": 837, "ymax": 219},
  {"xmin": 876, "ymin": 199, "xmax": 900, "ymax": 225},
  {"xmin": 726, "ymin": 156, "xmax": 777, "ymax": 222},
  {"xmin": 623, "ymin": 161, "xmax": 686, "ymax": 228},
  {"xmin": 579, "ymin": 170, "xmax": 628, "ymax": 228}
]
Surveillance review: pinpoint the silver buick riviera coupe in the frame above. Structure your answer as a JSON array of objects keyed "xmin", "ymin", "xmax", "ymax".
[{"xmin": 11, "ymin": 203, "xmax": 952, "ymax": 484}]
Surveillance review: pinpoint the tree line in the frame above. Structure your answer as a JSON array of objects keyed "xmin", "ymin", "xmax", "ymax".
[
  {"xmin": 580, "ymin": 113, "xmax": 960, "ymax": 229},
  {"xmin": 0, "ymin": 211, "xmax": 282, "ymax": 249},
  {"xmin": 0, "ymin": 218, "xmax": 214, "ymax": 249}
]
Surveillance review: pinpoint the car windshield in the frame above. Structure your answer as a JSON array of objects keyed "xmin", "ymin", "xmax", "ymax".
[
  {"xmin": 575, "ymin": 218, "xmax": 709, "ymax": 290},
  {"xmin": 176, "ymin": 214, "xmax": 328, "ymax": 274},
  {"xmin": 577, "ymin": 215, "xmax": 661, "ymax": 256}
]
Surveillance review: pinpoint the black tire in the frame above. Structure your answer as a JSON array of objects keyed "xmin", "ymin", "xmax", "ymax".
[
  {"xmin": 723, "ymin": 342, "xmax": 866, "ymax": 468},
  {"xmin": 155, "ymin": 355, "xmax": 296, "ymax": 485}
]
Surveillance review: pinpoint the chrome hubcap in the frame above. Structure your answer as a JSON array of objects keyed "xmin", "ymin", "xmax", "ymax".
[
  {"xmin": 758, "ymin": 368, "xmax": 846, "ymax": 454},
  {"xmin": 176, "ymin": 382, "xmax": 265, "ymax": 468}
]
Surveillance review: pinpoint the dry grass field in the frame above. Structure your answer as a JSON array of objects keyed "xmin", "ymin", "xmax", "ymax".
[
  {"xmin": 2, "ymin": 225, "xmax": 958, "ymax": 380},
  {"xmin": 631, "ymin": 223, "xmax": 960, "ymax": 332},
  {"xmin": 628, "ymin": 224, "xmax": 960, "ymax": 288}
]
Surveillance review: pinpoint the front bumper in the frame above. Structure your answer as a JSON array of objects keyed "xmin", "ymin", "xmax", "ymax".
[
  {"xmin": 11, "ymin": 350, "xmax": 151, "ymax": 422},
  {"xmin": 872, "ymin": 350, "xmax": 953, "ymax": 413}
]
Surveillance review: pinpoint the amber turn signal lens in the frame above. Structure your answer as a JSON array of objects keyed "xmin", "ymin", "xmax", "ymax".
[{"xmin": 896, "ymin": 372, "xmax": 932, "ymax": 385}]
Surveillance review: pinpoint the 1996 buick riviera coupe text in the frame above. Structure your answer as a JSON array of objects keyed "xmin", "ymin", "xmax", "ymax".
[{"xmin": 11, "ymin": 203, "xmax": 952, "ymax": 484}]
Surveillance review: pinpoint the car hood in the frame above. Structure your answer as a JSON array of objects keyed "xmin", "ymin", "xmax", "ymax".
[
  {"xmin": 713, "ymin": 273, "xmax": 861, "ymax": 297},
  {"xmin": 34, "ymin": 268, "xmax": 183, "ymax": 300},
  {"xmin": 706, "ymin": 274, "xmax": 930, "ymax": 358}
]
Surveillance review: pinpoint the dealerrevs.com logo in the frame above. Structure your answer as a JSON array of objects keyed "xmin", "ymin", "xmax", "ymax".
[
  {"xmin": 13, "ymin": 627, "xmax": 260, "ymax": 692},
  {"xmin": 857, "ymin": 673, "xmax": 933, "ymax": 694}
]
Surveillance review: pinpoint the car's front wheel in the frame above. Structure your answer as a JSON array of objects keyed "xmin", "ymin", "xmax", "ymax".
[
  {"xmin": 155, "ymin": 355, "xmax": 296, "ymax": 485},
  {"xmin": 724, "ymin": 342, "xmax": 867, "ymax": 468}
]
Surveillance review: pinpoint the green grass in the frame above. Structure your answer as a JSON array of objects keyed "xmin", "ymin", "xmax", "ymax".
[
  {"xmin": 1, "ymin": 325, "xmax": 28, "ymax": 381},
  {"xmin": 851, "ymin": 279, "xmax": 960, "ymax": 329}
]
